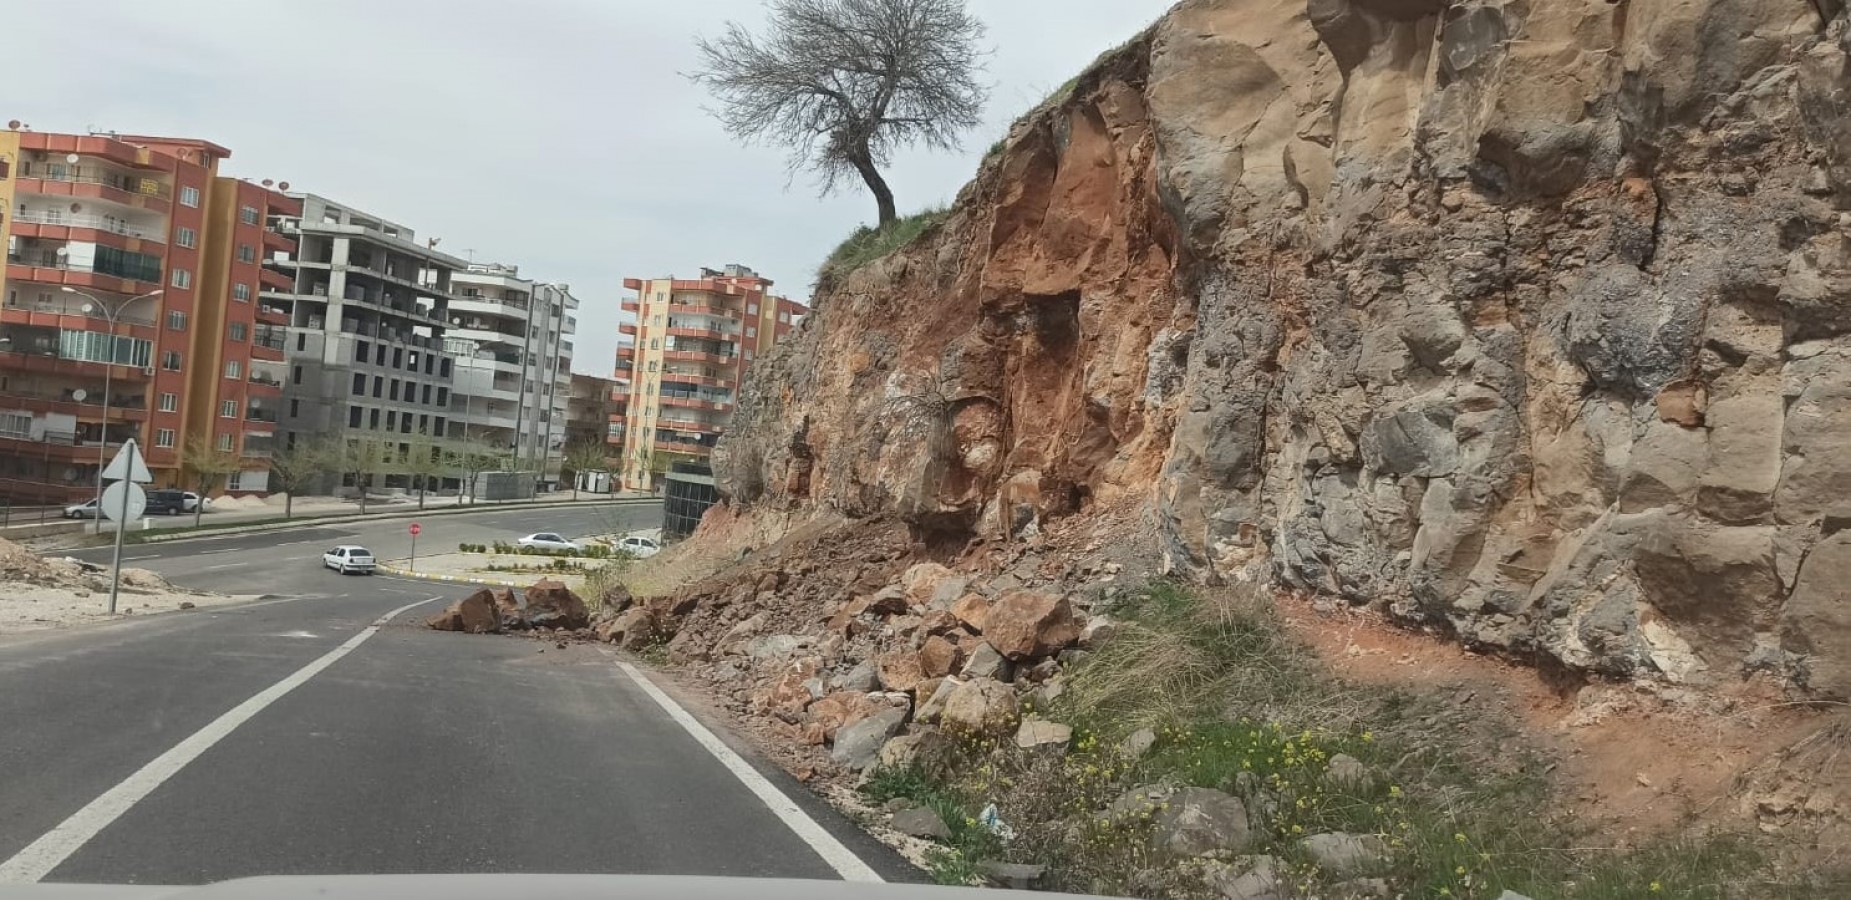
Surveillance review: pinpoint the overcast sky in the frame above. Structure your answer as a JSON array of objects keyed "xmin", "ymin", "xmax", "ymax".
[{"xmin": 8, "ymin": 1, "xmax": 1170, "ymax": 375}]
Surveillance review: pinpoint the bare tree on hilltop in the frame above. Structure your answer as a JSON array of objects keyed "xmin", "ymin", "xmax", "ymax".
[{"xmin": 693, "ymin": 0, "xmax": 988, "ymax": 227}]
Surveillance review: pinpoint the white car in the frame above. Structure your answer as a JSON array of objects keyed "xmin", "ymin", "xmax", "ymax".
[
  {"xmin": 182, "ymin": 492, "xmax": 210, "ymax": 512},
  {"xmin": 322, "ymin": 545, "xmax": 376, "ymax": 575},
  {"xmin": 63, "ymin": 499, "xmax": 100, "ymax": 519},
  {"xmin": 517, "ymin": 532, "xmax": 581, "ymax": 552},
  {"xmin": 617, "ymin": 536, "xmax": 661, "ymax": 559}
]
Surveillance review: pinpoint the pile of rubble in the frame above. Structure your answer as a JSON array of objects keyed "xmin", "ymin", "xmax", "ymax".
[
  {"xmin": 581, "ymin": 517, "xmax": 1131, "ymax": 781},
  {"xmin": 425, "ymin": 578, "xmax": 600, "ymax": 634},
  {"xmin": 0, "ymin": 536, "xmax": 182, "ymax": 594}
]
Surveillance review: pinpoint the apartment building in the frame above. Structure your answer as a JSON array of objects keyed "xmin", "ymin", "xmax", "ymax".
[
  {"xmin": 445, "ymin": 263, "xmax": 574, "ymax": 488},
  {"xmin": 566, "ymin": 372, "xmax": 616, "ymax": 494},
  {"xmin": 566, "ymin": 373, "xmax": 614, "ymax": 448},
  {"xmin": 613, "ymin": 264, "xmax": 803, "ymax": 491},
  {"xmin": 150, "ymin": 163, "xmax": 299, "ymax": 493},
  {"xmin": 266, "ymin": 193, "xmax": 460, "ymax": 493},
  {"xmin": 0, "ymin": 128, "xmax": 224, "ymax": 501}
]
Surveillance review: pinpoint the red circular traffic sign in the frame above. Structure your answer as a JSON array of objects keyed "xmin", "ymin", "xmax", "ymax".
[{"xmin": 409, "ymin": 523, "xmax": 422, "ymax": 536}]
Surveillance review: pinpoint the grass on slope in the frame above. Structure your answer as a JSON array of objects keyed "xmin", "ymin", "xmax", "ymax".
[
  {"xmin": 818, "ymin": 207, "xmax": 949, "ymax": 283},
  {"xmin": 864, "ymin": 582, "xmax": 1825, "ymax": 898}
]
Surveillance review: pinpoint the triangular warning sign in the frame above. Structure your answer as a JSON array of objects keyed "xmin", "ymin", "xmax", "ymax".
[{"xmin": 101, "ymin": 438, "xmax": 154, "ymax": 483}]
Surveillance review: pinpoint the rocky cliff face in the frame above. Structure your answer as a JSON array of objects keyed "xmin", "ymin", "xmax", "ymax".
[{"xmin": 716, "ymin": 0, "xmax": 1851, "ymax": 698}]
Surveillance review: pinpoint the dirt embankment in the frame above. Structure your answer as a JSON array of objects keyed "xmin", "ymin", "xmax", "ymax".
[{"xmin": 0, "ymin": 538, "xmax": 241, "ymax": 635}]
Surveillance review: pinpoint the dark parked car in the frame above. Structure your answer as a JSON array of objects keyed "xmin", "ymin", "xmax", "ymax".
[{"xmin": 145, "ymin": 489, "xmax": 190, "ymax": 516}]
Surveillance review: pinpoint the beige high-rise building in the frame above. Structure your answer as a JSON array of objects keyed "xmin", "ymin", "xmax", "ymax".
[{"xmin": 612, "ymin": 264, "xmax": 803, "ymax": 491}]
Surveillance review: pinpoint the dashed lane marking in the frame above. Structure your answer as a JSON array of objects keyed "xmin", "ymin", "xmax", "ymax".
[{"xmin": 0, "ymin": 596, "xmax": 441, "ymax": 883}]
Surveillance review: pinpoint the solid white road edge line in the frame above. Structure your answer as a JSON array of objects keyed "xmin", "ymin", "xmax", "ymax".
[
  {"xmin": 0, "ymin": 596, "xmax": 441, "ymax": 883},
  {"xmin": 611, "ymin": 658, "xmax": 884, "ymax": 883}
]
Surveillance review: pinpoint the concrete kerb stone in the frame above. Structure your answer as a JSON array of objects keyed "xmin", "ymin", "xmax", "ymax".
[
  {"xmin": 133, "ymin": 497, "xmax": 659, "ymax": 546},
  {"xmin": 374, "ymin": 563, "xmax": 529, "ymax": 589}
]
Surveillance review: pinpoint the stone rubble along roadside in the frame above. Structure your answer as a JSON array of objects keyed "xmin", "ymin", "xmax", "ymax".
[{"xmin": 0, "ymin": 537, "xmax": 237, "ymax": 636}]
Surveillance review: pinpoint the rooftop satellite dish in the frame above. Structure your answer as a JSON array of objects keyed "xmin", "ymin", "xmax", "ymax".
[
  {"xmin": 6, "ymin": 120, "xmax": 19, "ymax": 130},
  {"xmin": 261, "ymin": 179, "xmax": 274, "ymax": 187},
  {"xmin": 65, "ymin": 153, "xmax": 80, "ymax": 164},
  {"xmin": 278, "ymin": 181, "xmax": 290, "ymax": 190}
]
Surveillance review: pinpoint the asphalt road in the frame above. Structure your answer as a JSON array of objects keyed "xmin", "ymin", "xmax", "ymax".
[
  {"xmin": 0, "ymin": 503, "xmax": 918, "ymax": 886},
  {"xmin": 56, "ymin": 502, "xmax": 660, "ymax": 595}
]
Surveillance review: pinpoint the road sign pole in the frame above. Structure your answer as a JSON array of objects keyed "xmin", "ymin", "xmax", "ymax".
[
  {"xmin": 409, "ymin": 522, "xmax": 422, "ymax": 572},
  {"xmin": 107, "ymin": 471, "xmax": 130, "ymax": 614}
]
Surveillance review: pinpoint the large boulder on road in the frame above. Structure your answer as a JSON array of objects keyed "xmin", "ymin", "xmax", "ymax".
[
  {"xmin": 524, "ymin": 578, "xmax": 589, "ymax": 630},
  {"xmin": 595, "ymin": 607, "xmax": 657, "ymax": 649},
  {"xmin": 491, "ymin": 588, "xmax": 526, "ymax": 630},
  {"xmin": 427, "ymin": 589, "xmax": 499, "ymax": 634}
]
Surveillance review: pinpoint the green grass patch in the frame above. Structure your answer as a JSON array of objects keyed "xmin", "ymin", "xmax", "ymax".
[
  {"xmin": 818, "ymin": 207, "xmax": 948, "ymax": 283},
  {"xmin": 865, "ymin": 582, "xmax": 1823, "ymax": 898}
]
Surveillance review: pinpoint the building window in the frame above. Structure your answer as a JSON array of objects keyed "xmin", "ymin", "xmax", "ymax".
[
  {"xmin": 352, "ymin": 373, "xmax": 366, "ymax": 395},
  {"xmin": 156, "ymin": 428, "xmax": 176, "ymax": 448},
  {"xmin": 375, "ymin": 345, "xmax": 386, "ymax": 366},
  {"xmin": 386, "ymin": 411, "xmax": 397, "ymax": 431},
  {"xmin": 369, "ymin": 408, "xmax": 380, "ymax": 429},
  {"xmin": 354, "ymin": 341, "xmax": 369, "ymax": 363},
  {"xmin": 647, "ymin": 361, "xmax": 657, "ymax": 373},
  {"xmin": 0, "ymin": 413, "xmax": 29, "ymax": 437},
  {"xmin": 389, "ymin": 380, "xmax": 400, "ymax": 401},
  {"xmin": 407, "ymin": 351, "xmax": 419, "ymax": 370},
  {"xmin": 289, "ymin": 399, "xmax": 299, "ymax": 417},
  {"xmin": 349, "ymin": 405, "xmax": 363, "ymax": 427},
  {"xmin": 220, "ymin": 399, "xmax": 238, "ymax": 418},
  {"xmin": 747, "ymin": 303, "xmax": 759, "ymax": 314},
  {"xmin": 216, "ymin": 432, "xmax": 234, "ymax": 452},
  {"xmin": 225, "ymin": 360, "xmax": 241, "ymax": 379},
  {"xmin": 419, "ymin": 414, "xmax": 429, "ymax": 431},
  {"xmin": 170, "ymin": 268, "xmax": 192, "ymax": 289},
  {"xmin": 237, "ymin": 245, "xmax": 256, "ymax": 263},
  {"xmin": 291, "ymin": 364, "xmax": 303, "ymax": 384},
  {"xmin": 175, "ymin": 227, "xmax": 197, "ymax": 248},
  {"xmin": 421, "ymin": 384, "xmax": 432, "ymax": 404},
  {"xmin": 392, "ymin": 347, "xmax": 403, "ymax": 368},
  {"xmin": 232, "ymin": 283, "xmax": 251, "ymax": 301},
  {"xmin": 239, "ymin": 206, "xmax": 259, "ymax": 225},
  {"xmin": 158, "ymin": 393, "xmax": 178, "ymax": 412},
  {"xmin": 746, "ymin": 326, "xmax": 756, "ymax": 338},
  {"xmin": 436, "ymin": 387, "xmax": 448, "ymax": 407},
  {"xmin": 161, "ymin": 350, "xmax": 182, "ymax": 371},
  {"xmin": 227, "ymin": 471, "xmax": 244, "ymax": 491},
  {"xmin": 372, "ymin": 376, "xmax": 383, "ymax": 398},
  {"xmin": 778, "ymin": 311, "xmax": 790, "ymax": 323},
  {"xmin": 179, "ymin": 186, "xmax": 200, "ymax": 207},
  {"xmin": 229, "ymin": 322, "xmax": 247, "ymax": 341},
  {"xmin": 167, "ymin": 311, "xmax": 187, "ymax": 331}
]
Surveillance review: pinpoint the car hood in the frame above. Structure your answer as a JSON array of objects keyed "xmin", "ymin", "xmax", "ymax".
[{"xmin": 0, "ymin": 875, "xmax": 1082, "ymax": 899}]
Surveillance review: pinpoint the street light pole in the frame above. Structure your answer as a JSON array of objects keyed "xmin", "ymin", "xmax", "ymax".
[{"xmin": 63, "ymin": 286, "xmax": 162, "ymax": 534}]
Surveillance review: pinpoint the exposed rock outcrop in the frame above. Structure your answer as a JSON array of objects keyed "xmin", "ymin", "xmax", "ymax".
[{"xmin": 711, "ymin": 0, "xmax": 1851, "ymax": 696}]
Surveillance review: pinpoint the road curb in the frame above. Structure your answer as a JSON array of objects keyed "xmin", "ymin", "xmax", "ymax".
[
  {"xmin": 375, "ymin": 563, "xmax": 529, "ymax": 589},
  {"xmin": 130, "ymin": 497, "xmax": 659, "ymax": 546}
]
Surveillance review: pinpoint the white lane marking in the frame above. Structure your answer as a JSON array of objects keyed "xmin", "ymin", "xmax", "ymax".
[
  {"xmin": 611, "ymin": 658, "xmax": 883, "ymax": 883},
  {"xmin": 0, "ymin": 596, "xmax": 440, "ymax": 883},
  {"xmin": 123, "ymin": 555, "xmax": 157, "ymax": 562},
  {"xmin": 197, "ymin": 548, "xmax": 237, "ymax": 556},
  {"xmin": 203, "ymin": 563, "xmax": 241, "ymax": 571}
]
